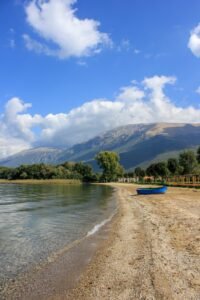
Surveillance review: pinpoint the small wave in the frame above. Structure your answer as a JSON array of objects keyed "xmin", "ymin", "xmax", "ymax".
[{"xmin": 87, "ymin": 210, "xmax": 116, "ymax": 237}]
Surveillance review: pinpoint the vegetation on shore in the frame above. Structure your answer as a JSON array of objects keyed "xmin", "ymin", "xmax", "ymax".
[
  {"xmin": 125, "ymin": 146, "xmax": 200, "ymax": 180},
  {"xmin": 0, "ymin": 162, "xmax": 97, "ymax": 182},
  {"xmin": 1, "ymin": 147, "xmax": 199, "ymax": 184},
  {"xmin": 95, "ymin": 151, "xmax": 124, "ymax": 182},
  {"xmin": 0, "ymin": 151, "xmax": 124, "ymax": 183},
  {"xmin": 0, "ymin": 179, "xmax": 81, "ymax": 184}
]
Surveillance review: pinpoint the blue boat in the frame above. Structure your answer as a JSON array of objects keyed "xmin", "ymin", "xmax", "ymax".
[{"xmin": 137, "ymin": 186, "xmax": 167, "ymax": 195}]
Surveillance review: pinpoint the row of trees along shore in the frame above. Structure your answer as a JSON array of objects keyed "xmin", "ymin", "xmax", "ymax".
[
  {"xmin": 0, "ymin": 148, "xmax": 199, "ymax": 183},
  {"xmin": 126, "ymin": 147, "xmax": 200, "ymax": 180},
  {"xmin": 0, "ymin": 162, "xmax": 97, "ymax": 182},
  {"xmin": 0, "ymin": 152, "xmax": 123, "ymax": 182}
]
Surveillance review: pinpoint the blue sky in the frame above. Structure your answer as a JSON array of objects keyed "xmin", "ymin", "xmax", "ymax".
[{"xmin": 0, "ymin": 0, "xmax": 200, "ymax": 157}]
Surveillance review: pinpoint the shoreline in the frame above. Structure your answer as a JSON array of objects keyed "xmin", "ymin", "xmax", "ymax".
[
  {"xmin": 0, "ymin": 185, "xmax": 118, "ymax": 300},
  {"xmin": 1, "ymin": 218, "xmax": 117, "ymax": 300},
  {"xmin": 0, "ymin": 179, "xmax": 81, "ymax": 185},
  {"xmin": 2, "ymin": 183, "xmax": 200, "ymax": 299},
  {"xmin": 68, "ymin": 183, "xmax": 200, "ymax": 299}
]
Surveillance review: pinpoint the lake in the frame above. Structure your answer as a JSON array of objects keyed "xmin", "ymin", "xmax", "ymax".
[{"xmin": 0, "ymin": 183, "xmax": 116, "ymax": 287}]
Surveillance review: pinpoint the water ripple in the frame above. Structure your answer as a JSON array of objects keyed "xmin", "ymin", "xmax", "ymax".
[{"xmin": 0, "ymin": 184, "xmax": 115, "ymax": 282}]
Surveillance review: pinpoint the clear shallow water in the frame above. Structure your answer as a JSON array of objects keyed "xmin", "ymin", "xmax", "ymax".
[{"xmin": 0, "ymin": 183, "xmax": 115, "ymax": 283}]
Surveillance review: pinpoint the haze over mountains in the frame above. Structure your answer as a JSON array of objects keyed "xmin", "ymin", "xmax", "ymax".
[{"xmin": 1, "ymin": 123, "xmax": 200, "ymax": 170}]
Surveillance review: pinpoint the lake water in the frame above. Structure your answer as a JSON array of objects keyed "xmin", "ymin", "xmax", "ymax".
[{"xmin": 0, "ymin": 183, "xmax": 115, "ymax": 286}]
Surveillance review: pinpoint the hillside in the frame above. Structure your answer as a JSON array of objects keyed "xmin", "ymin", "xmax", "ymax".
[
  {"xmin": 1, "ymin": 123, "xmax": 200, "ymax": 170},
  {"xmin": 0, "ymin": 148, "xmax": 63, "ymax": 167},
  {"xmin": 58, "ymin": 123, "xmax": 200, "ymax": 170}
]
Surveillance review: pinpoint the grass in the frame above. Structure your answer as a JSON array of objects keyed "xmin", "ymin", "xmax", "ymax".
[{"xmin": 0, "ymin": 179, "xmax": 81, "ymax": 185}]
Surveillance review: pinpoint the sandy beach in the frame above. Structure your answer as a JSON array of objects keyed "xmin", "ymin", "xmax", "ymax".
[
  {"xmin": 2, "ymin": 183, "xmax": 200, "ymax": 299},
  {"xmin": 67, "ymin": 183, "xmax": 200, "ymax": 300}
]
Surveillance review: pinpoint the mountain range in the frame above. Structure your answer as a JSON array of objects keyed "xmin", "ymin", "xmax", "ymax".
[{"xmin": 1, "ymin": 123, "xmax": 200, "ymax": 170}]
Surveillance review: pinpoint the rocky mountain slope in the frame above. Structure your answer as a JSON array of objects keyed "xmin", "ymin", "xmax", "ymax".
[
  {"xmin": 1, "ymin": 123, "xmax": 200, "ymax": 170},
  {"xmin": 0, "ymin": 148, "xmax": 63, "ymax": 167}
]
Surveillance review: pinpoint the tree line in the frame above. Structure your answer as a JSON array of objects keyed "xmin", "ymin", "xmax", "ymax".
[
  {"xmin": 1, "ymin": 147, "xmax": 199, "ymax": 183},
  {"xmin": 0, "ymin": 162, "xmax": 97, "ymax": 182},
  {"xmin": 128, "ymin": 147, "xmax": 200, "ymax": 180},
  {"xmin": 0, "ymin": 151, "xmax": 123, "ymax": 182}
]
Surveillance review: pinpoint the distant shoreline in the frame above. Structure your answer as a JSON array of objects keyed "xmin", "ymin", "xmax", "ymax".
[{"xmin": 0, "ymin": 179, "xmax": 81, "ymax": 184}]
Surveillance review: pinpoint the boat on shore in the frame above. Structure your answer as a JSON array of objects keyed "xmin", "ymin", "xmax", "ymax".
[{"xmin": 137, "ymin": 186, "xmax": 167, "ymax": 195}]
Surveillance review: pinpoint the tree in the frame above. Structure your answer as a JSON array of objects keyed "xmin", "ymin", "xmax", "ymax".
[
  {"xmin": 167, "ymin": 158, "xmax": 179, "ymax": 175},
  {"xmin": 134, "ymin": 167, "xmax": 145, "ymax": 178},
  {"xmin": 179, "ymin": 150, "xmax": 198, "ymax": 174},
  {"xmin": 0, "ymin": 160, "xmax": 98, "ymax": 181},
  {"xmin": 146, "ymin": 163, "xmax": 158, "ymax": 177},
  {"xmin": 19, "ymin": 171, "xmax": 28, "ymax": 179},
  {"xmin": 0, "ymin": 167, "xmax": 11, "ymax": 179},
  {"xmin": 124, "ymin": 171, "xmax": 134, "ymax": 178},
  {"xmin": 197, "ymin": 147, "xmax": 200, "ymax": 164},
  {"xmin": 73, "ymin": 162, "xmax": 96, "ymax": 182},
  {"xmin": 146, "ymin": 162, "xmax": 169, "ymax": 179},
  {"xmin": 154, "ymin": 162, "xmax": 169, "ymax": 178},
  {"xmin": 95, "ymin": 151, "xmax": 124, "ymax": 182}
]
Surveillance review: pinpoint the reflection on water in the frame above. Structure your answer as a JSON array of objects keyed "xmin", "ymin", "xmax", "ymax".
[{"xmin": 0, "ymin": 183, "xmax": 115, "ymax": 283}]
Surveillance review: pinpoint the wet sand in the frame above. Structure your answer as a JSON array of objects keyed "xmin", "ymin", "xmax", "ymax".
[
  {"xmin": 68, "ymin": 184, "xmax": 200, "ymax": 300},
  {"xmin": 2, "ymin": 184, "xmax": 200, "ymax": 299}
]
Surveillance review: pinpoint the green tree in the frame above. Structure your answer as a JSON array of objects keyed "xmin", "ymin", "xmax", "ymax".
[
  {"xmin": 0, "ymin": 161, "xmax": 98, "ymax": 181},
  {"xmin": 134, "ymin": 167, "xmax": 145, "ymax": 178},
  {"xmin": 61, "ymin": 161, "xmax": 75, "ymax": 171},
  {"xmin": 146, "ymin": 162, "xmax": 169, "ymax": 179},
  {"xmin": 154, "ymin": 162, "xmax": 169, "ymax": 178},
  {"xmin": 0, "ymin": 167, "xmax": 11, "ymax": 179},
  {"xmin": 73, "ymin": 162, "xmax": 96, "ymax": 182},
  {"xmin": 95, "ymin": 151, "xmax": 124, "ymax": 182},
  {"xmin": 179, "ymin": 150, "xmax": 198, "ymax": 174},
  {"xmin": 19, "ymin": 171, "xmax": 28, "ymax": 179},
  {"xmin": 124, "ymin": 172, "xmax": 134, "ymax": 178},
  {"xmin": 167, "ymin": 158, "xmax": 179, "ymax": 175},
  {"xmin": 197, "ymin": 147, "xmax": 200, "ymax": 164},
  {"xmin": 146, "ymin": 163, "xmax": 157, "ymax": 177}
]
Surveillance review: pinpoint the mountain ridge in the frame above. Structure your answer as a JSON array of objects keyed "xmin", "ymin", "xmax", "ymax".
[{"xmin": 1, "ymin": 123, "xmax": 200, "ymax": 170}]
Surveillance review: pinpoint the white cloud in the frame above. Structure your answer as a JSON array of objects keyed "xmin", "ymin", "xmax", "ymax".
[
  {"xmin": 77, "ymin": 60, "xmax": 87, "ymax": 67},
  {"xmin": 117, "ymin": 40, "xmax": 141, "ymax": 55},
  {"xmin": 117, "ymin": 39, "xmax": 131, "ymax": 52},
  {"xmin": 134, "ymin": 49, "xmax": 140, "ymax": 54},
  {"xmin": 23, "ymin": 34, "xmax": 56, "ymax": 56},
  {"xmin": 188, "ymin": 23, "xmax": 200, "ymax": 57},
  {"xmin": 1, "ymin": 75, "xmax": 200, "ymax": 159},
  {"xmin": 23, "ymin": 0, "xmax": 112, "ymax": 59},
  {"xmin": 0, "ymin": 98, "xmax": 42, "ymax": 158},
  {"xmin": 196, "ymin": 86, "xmax": 200, "ymax": 95},
  {"xmin": 9, "ymin": 28, "xmax": 16, "ymax": 48},
  {"xmin": 117, "ymin": 82, "xmax": 145, "ymax": 102},
  {"xmin": 9, "ymin": 39, "xmax": 16, "ymax": 48}
]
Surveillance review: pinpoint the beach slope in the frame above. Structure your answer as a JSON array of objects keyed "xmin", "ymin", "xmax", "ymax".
[{"xmin": 68, "ymin": 184, "xmax": 200, "ymax": 300}]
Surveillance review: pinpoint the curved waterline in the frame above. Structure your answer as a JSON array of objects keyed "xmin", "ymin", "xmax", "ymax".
[{"xmin": 0, "ymin": 183, "xmax": 116, "ymax": 286}]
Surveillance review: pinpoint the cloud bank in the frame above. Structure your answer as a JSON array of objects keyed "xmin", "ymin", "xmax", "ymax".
[
  {"xmin": 1, "ymin": 75, "xmax": 200, "ymax": 159},
  {"xmin": 0, "ymin": 76, "xmax": 200, "ymax": 157},
  {"xmin": 23, "ymin": 0, "xmax": 111, "ymax": 59}
]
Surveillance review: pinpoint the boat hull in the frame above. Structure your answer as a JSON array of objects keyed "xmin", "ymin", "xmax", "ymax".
[{"xmin": 137, "ymin": 186, "xmax": 167, "ymax": 195}]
